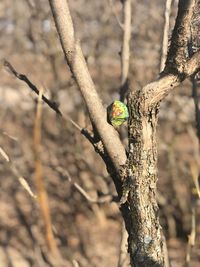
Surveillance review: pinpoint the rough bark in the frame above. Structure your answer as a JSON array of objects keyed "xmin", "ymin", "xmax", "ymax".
[
  {"xmin": 126, "ymin": 92, "xmax": 163, "ymax": 267},
  {"xmin": 124, "ymin": 60, "xmax": 200, "ymax": 266},
  {"xmin": 165, "ymin": 0, "xmax": 196, "ymax": 74},
  {"xmin": 121, "ymin": 1, "xmax": 200, "ymax": 266}
]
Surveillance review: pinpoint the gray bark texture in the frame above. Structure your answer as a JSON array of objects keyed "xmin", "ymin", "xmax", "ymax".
[
  {"xmin": 127, "ymin": 92, "xmax": 162, "ymax": 266},
  {"xmin": 120, "ymin": 1, "xmax": 200, "ymax": 266}
]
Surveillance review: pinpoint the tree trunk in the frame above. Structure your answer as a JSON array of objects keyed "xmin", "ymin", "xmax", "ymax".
[{"xmin": 125, "ymin": 90, "xmax": 164, "ymax": 267}]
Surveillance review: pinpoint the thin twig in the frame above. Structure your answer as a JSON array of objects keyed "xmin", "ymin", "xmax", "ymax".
[
  {"xmin": 33, "ymin": 88, "xmax": 58, "ymax": 255},
  {"xmin": 0, "ymin": 146, "xmax": 37, "ymax": 199},
  {"xmin": 3, "ymin": 60, "xmax": 111, "ymax": 162},
  {"xmin": 0, "ymin": 130, "xmax": 18, "ymax": 141},
  {"xmin": 56, "ymin": 166, "xmax": 117, "ymax": 204},
  {"xmin": 3, "ymin": 60, "xmax": 113, "ymax": 171},
  {"xmin": 117, "ymin": 2, "xmax": 132, "ymax": 264},
  {"xmin": 4, "ymin": 60, "xmax": 85, "ymax": 133},
  {"xmin": 4, "ymin": 60, "xmax": 62, "ymax": 115},
  {"xmin": 108, "ymin": 0, "xmax": 124, "ymax": 30},
  {"xmin": 3, "ymin": 60, "xmax": 82, "ymax": 129},
  {"xmin": 160, "ymin": 0, "xmax": 173, "ymax": 72},
  {"xmin": 0, "ymin": 147, "xmax": 10, "ymax": 162},
  {"xmin": 119, "ymin": 0, "xmax": 132, "ymax": 102},
  {"xmin": 72, "ymin": 260, "xmax": 80, "ymax": 267}
]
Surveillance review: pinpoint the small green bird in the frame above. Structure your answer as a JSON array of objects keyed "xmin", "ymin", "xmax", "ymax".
[{"xmin": 108, "ymin": 100, "xmax": 129, "ymax": 127}]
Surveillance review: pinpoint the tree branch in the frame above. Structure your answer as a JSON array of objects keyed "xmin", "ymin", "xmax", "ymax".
[
  {"xmin": 120, "ymin": 0, "xmax": 132, "ymax": 101},
  {"xmin": 165, "ymin": 0, "xmax": 196, "ymax": 74},
  {"xmin": 108, "ymin": 0, "xmax": 124, "ymax": 30},
  {"xmin": 48, "ymin": 0, "xmax": 127, "ymax": 170},
  {"xmin": 56, "ymin": 166, "xmax": 117, "ymax": 204},
  {"xmin": 160, "ymin": 0, "xmax": 172, "ymax": 72},
  {"xmin": 144, "ymin": 50, "xmax": 200, "ymax": 109},
  {"xmin": 138, "ymin": 0, "xmax": 200, "ymax": 110},
  {"xmin": 185, "ymin": 50, "xmax": 200, "ymax": 76},
  {"xmin": 4, "ymin": 60, "xmax": 113, "ymax": 163},
  {"xmin": 4, "ymin": 60, "xmax": 63, "ymax": 114},
  {"xmin": 126, "ymin": 0, "xmax": 200, "ymax": 112}
]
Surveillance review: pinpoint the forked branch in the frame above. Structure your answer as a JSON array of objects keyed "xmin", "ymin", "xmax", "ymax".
[
  {"xmin": 126, "ymin": 1, "xmax": 200, "ymax": 266},
  {"xmin": 142, "ymin": 0, "xmax": 200, "ymax": 110},
  {"xmin": 49, "ymin": 0, "xmax": 127, "ymax": 170},
  {"xmin": 143, "ymin": 50, "xmax": 200, "ymax": 109}
]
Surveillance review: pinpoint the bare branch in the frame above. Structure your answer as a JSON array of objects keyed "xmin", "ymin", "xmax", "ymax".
[
  {"xmin": 108, "ymin": 0, "xmax": 124, "ymax": 30},
  {"xmin": 56, "ymin": 166, "xmax": 117, "ymax": 204},
  {"xmin": 165, "ymin": 0, "xmax": 196, "ymax": 73},
  {"xmin": 3, "ymin": 60, "xmax": 89, "ymax": 137},
  {"xmin": 48, "ymin": 0, "xmax": 127, "ymax": 170},
  {"xmin": 4, "ymin": 60, "xmax": 62, "ymax": 116},
  {"xmin": 120, "ymin": 0, "xmax": 132, "ymax": 101},
  {"xmin": 3, "ymin": 60, "xmax": 119, "ymax": 168},
  {"xmin": 185, "ymin": 50, "xmax": 200, "ymax": 76},
  {"xmin": 0, "ymin": 147, "xmax": 10, "ymax": 162},
  {"xmin": 0, "ymin": 146, "xmax": 37, "ymax": 199},
  {"xmin": 142, "ymin": 50, "xmax": 200, "ymax": 109},
  {"xmin": 128, "ymin": 1, "xmax": 200, "ymax": 111},
  {"xmin": 160, "ymin": 0, "xmax": 172, "ymax": 72},
  {"xmin": 72, "ymin": 260, "xmax": 80, "ymax": 267}
]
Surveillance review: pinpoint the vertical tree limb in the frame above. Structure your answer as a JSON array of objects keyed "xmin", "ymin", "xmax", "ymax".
[
  {"xmin": 48, "ymin": 0, "xmax": 127, "ymax": 171},
  {"xmin": 127, "ymin": 93, "xmax": 163, "ymax": 266},
  {"xmin": 120, "ymin": 0, "xmax": 132, "ymax": 101},
  {"xmin": 160, "ymin": 0, "xmax": 172, "ymax": 72},
  {"xmin": 165, "ymin": 0, "xmax": 196, "ymax": 73},
  {"xmin": 118, "ymin": 0, "xmax": 132, "ymax": 264}
]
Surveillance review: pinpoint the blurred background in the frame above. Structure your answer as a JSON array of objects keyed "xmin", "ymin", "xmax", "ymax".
[{"xmin": 0, "ymin": 0, "xmax": 200, "ymax": 266}]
